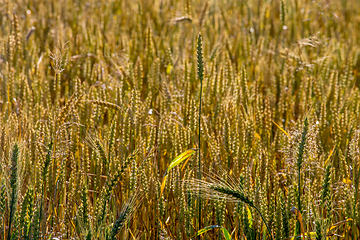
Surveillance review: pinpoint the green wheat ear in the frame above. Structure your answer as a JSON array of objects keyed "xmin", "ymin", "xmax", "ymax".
[
  {"xmin": 109, "ymin": 191, "xmax": 144, "ymax": 240},
  {"xmin": 280, "ymin": 0, "xmax": 286, "ymax": 27},
  {"xmin": 296, "ymin": 117, "xmax": 308, "ymax": 235},
  {"xmin": 297, "ymin": 118, "xmax": 308, "ymax": 172},
  {"xmin": 8, "ymin": 143, "xmax": 19, "ymax": 240},
  {"xmin": 321, "ymin": 163, "xmax": 331, "ymax": 206},
  {"xmin": 315, "ymin": 220, "xmax": 322, "ymax": 240},
  {"xmin": 209, "ymin": 185, "xmax": 254, "ymax": 207},
  {"xmin": 197, "ymin": 33, "xmax": 204, "ymax": 83}
]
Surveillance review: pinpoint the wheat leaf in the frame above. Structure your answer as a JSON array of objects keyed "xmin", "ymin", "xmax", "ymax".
[
  {"xmin": 272, "ymin": 120, "xmax": 289, "ymax": 137},
  {"xmin": 291, "ymin": 207, "xmax": 305, "ymax": 240},
  {"xmin": 324, "ymin": 145, "xmax": 335, "ymax": 166},
  {"xmin": 168, "ymin": 148, "xmax": 197, "ymax": 171},
  {"xmin": 327, "ymin": 218, "xmax": 353, "ymax": 233},
  {"xmin": 195, "ymin": 225, "xmax": 231, "ymax": 240},
  {"xmin": 160, "ymin": 149, "xmax": 197, "ymax": 195}
]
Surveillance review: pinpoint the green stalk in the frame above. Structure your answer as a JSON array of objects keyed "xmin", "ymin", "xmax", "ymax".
[
  {"xmin": 253, "ymin": 206, "xmax": 274, "ymax": 240},
  {"xmin": 197, "ymin": 33, "xmax": 204, "ymax": 236}
]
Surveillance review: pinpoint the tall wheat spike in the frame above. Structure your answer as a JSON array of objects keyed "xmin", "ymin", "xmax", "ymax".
[
  {"xmin": 296, "ymin": 118, "xmax": 308, "ymax": 235},
  {"xmin": 196, "ymin": 32, "xmax": 204, "ymax": 234}
]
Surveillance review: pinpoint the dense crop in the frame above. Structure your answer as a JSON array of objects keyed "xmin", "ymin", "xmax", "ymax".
[{"xmin": 0, "ymin": 0, "xmax": 360, "ymax": 239}]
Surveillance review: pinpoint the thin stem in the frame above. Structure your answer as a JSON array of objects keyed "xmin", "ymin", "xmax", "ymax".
[
  {"xmin": 253, "ymin": 206, "xmax": 274, "ymax": 240},
  {"xmin": 298, "ymin": 167, "xmax": 301, "ymax": 211},
  {"xmin": 196, "ymin": 33, "xmax": 204, "ymax": 238},
  {"xmin": 198, "ymin": 77, "xmax": 203, "ymax": 234}
]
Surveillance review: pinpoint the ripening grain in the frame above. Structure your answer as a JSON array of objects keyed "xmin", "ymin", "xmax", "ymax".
[{"xmin": 0, "ymin": 0, "xmax": 359, "ymax": 239}]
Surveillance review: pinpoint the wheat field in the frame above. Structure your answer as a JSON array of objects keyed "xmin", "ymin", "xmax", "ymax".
[{"xmin": 0, "ymin": 0, "xmax": 360, "ymax": 239}]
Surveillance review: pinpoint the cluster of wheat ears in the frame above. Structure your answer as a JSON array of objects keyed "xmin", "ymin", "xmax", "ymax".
[{"xmin": 0, "ymin": 0, "xmax": 360, "ymax": 239}]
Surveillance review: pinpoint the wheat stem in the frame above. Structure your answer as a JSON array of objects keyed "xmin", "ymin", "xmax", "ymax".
[
  {"xmin": 253, "ymin": 206, "xmax": 274, "ymax": 240},
  {"xmin": 197, "ymin": 32, "xmax": 204, "ymax": 235}
]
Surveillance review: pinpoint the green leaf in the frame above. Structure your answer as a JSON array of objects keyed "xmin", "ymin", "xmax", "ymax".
[
  {"xmin": 168, "ymin": 149, "xmax": 197, "ymax": 171},
  {"xmin": 220, "ymin": 227, "xmax": 232, "ymax": 240},
  {"xmin": 196, "ymin": 225, "xmax": 217, "ymax": 235},
  {"xmin": 246, "ymin": 205, "xmax": 253, "ymax": 229},
  {"xmin": 195, "ymin": 225, "xmax": 231, "ymax": 240}
]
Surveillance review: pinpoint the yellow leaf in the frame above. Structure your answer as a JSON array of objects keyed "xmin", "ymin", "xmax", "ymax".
[
  {"xmin": 343, "ymin": 178, "xmax": 352, "ymax": 185},
  {"xmin": 254, "ymin": 132, "xmax": 261, "ymax": 140},
  {"xmin": 47, "ymin": 211, "xmax": 52, "ymax": 222},
  {"xmin": 128, "ymin": 228, "xmax": 136, "ymax": 240},
  {"xmin": 290, "ymin": 207, "xmax": 305, "ymax": 240},
  {"xmin": 181, "ymin": 155, "xmax": 192, "ymax": 171},
  {"xmin": 272, "ymin": 120, "xmax": 289, "ymax": 137},
  {"xmin": 324, "ymin": 145, "xmax": 335, "ymax": 166},
  {"xmin": 160, "ymin": 175, "xmax": 167, "ymax": 195},
  {"xmin": 75, "ymin": 150, "xmax": 80, "ymax": 159},
  {"xmin": 328, "ymin": 218, "xmax": 353, "ymax": 233},
  {"xmin": 166, "ymin": 64, "xmax": 173, "ymax": 75}
]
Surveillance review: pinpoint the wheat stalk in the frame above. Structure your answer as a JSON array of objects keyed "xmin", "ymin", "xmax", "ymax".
[{"xmin": 196, "ymin": 32, "xmax": 204, "ymax": 236}]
